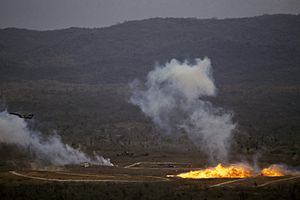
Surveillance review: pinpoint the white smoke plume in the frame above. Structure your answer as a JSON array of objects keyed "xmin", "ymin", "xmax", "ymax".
[
  {"xmin": 130, "ymin": 58, "xmax": 236, "ymax": 163},
  {"xmin": 0, "ymin": 110, "xmax": 113, "ymax": 166}
]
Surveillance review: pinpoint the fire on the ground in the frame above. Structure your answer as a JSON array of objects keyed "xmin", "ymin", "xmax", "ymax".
[{"xmin": 168, "ymin": 163, "xmax": 286, "ymax": 179}]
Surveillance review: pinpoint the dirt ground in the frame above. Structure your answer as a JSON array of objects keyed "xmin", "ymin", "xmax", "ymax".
[{"xmin": 0, "ymin": 162, "xmax": 299, "ymax": 200}]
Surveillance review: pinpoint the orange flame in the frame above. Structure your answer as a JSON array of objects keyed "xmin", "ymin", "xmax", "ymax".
[
  {"xmin": 260, "ymin": 164, "xmax": 285, "ymax": 177},
  {"xmin": 175, "ymin": 163, "xmax": 253, "ymax": 179}
]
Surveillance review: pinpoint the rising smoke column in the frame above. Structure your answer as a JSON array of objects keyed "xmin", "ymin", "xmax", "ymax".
[
  {"xmin": 0, "ymin": 111, "xmax": 113, "ymax": 166},
  {"xmin": 130, "ymin": 58, "xmax": 236, "ymax": 163}
]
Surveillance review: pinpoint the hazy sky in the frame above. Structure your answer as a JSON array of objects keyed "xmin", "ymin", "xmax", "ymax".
[{"xmin": 0, "ymin": 0, "xmax": 300, "ymax": 30}]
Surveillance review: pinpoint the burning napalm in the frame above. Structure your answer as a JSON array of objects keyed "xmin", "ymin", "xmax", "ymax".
[
  {"xmin": 168, "ymin": 163, "xmax": 286, "ymax": 179},
  {"xmin": 260, "ymin": 164, "xmax": 285, "ymax": 177},
  {"xmin": 174, "ymin": 163, "xmax": 252, "ymax": 179},
  {"xmin": 130, "ymin": 58, "xmax": 295, "ymax": 179}
]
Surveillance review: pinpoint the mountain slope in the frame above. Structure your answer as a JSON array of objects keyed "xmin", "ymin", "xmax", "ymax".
[
  {"xmin": 0, "ymin": 15, "xmax": 300, "ymax": 165},
  {"xmin": 1, "ymin": 14, "xmax": 300, "ymax": 85}
]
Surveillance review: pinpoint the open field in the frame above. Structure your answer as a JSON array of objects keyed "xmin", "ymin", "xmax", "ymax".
[
  {"xmin": 0, "ymin": 14, "xmax": 300, "ymax": 200},
  {"xmin": 0, "ymin": 162, "xmax": 300, "ymax": 200}
]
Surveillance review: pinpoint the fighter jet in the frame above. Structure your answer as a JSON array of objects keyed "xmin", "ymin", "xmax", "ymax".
[{"xmin": 9, "ymin": 112, "xmax": 34, "ymax": 119}]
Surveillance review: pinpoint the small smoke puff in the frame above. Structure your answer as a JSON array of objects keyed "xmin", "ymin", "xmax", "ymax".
[
  {"xmin": 130, "ymin": 58, "xmax": 235, "ymax": 163},
  {"xmin": 0, "ymin": 111, "xmax": 113, "ymax": 166}
]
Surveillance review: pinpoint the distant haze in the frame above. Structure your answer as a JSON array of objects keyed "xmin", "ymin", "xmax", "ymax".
[{"xmin": 0, "ymin": 0, "xmax": 300, "ymax": 30}]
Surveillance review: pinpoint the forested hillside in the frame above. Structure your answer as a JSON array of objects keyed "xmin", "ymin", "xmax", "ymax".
[{"xmin": 0, "ymin": 14, "xmax": 300, "ymax": 165}]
